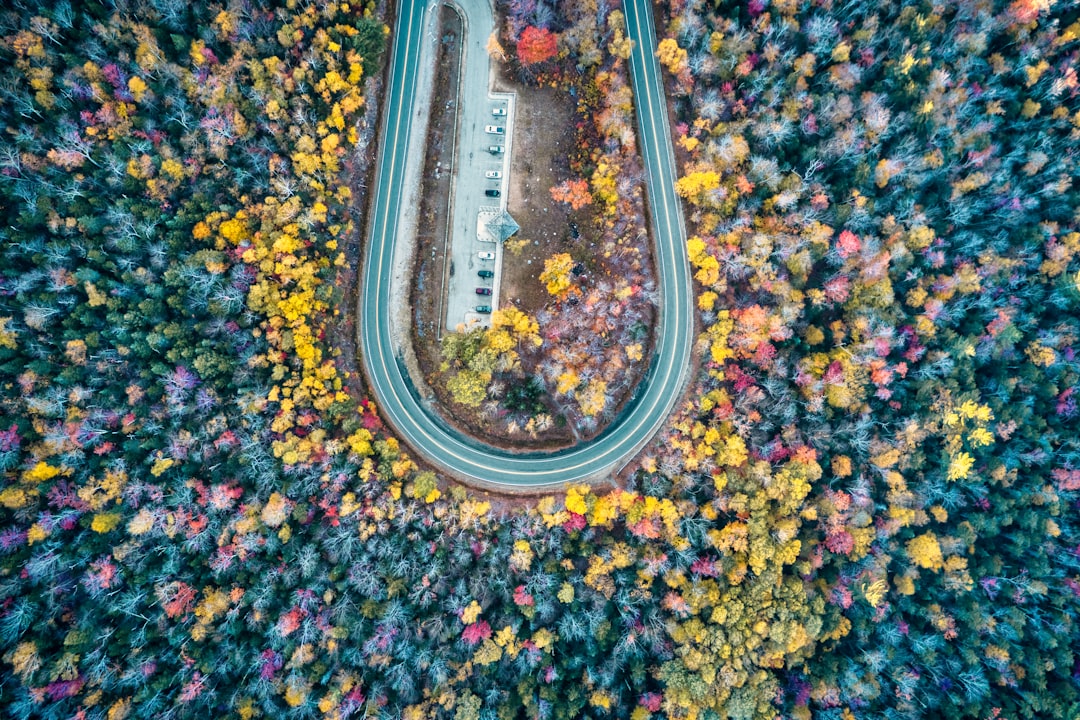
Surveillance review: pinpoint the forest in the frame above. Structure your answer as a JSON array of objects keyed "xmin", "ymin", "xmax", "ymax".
[{"xmin": 1, "ymin": 0, "xmax": 1078, "ymax": 719}]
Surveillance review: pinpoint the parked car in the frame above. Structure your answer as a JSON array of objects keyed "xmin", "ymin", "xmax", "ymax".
[
  {"xmin": 475, "ymin": 287, "xmax": 492, "ymax": 295},
  {"xmin": 484, "ymin": 125, "xmax": 504, "ymax": 134},
  {"xmin": 485, "ymin": 170, "xmax": 503, "ymax": 179},
  {"xmin": 492, "ymin": 107, "xmax": 507, "ymax": 116},
  {"xmin": 477, "ymin": 251, "xmax": 495, "ymax": 260},
  {"xmin": 475, "ymin": 305, "xmax": 491, "ymax": 313},
  {"xmin": 484, "ymin": 189, "xmax": 500, "ymax": 197},
  {"xmin": 478, "ymin": 270, "xmax": 494, "ymax": 278},
  {"xmin": 488, "ymin": 145, "xmax": 504, "ymax": 154}
]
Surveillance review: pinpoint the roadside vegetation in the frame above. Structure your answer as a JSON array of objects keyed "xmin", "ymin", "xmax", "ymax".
[
  {"xmin": 0, "ymin": 0, "xmax": 1077, "ymax": 719},
  {"xmin": 409, "ymin": 5, "xmax": 466, "ymax": 413}
]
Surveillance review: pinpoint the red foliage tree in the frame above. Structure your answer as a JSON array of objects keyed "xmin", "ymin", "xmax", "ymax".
[
  {"xmin": 461, "ymin": 620, "xmax": 492, "ymax": 645},
  {"xmin": 517, "ymin": 26, "xmax": 557, "ymax": 66}
]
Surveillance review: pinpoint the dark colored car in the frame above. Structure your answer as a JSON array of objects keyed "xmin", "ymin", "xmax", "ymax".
[
  {"xmin": 475, "ymin": 287, "xmax": 492, "ymax": 295},
  {"xmin": 478, "ymin": 270, "xmax": 494, "ymax": 278},
  {"xmin": 484, "ymin": 189, "xmax": 501, "ymax": 197},
  {"xmin": 475, "ymin": 305, "xmax": 492, "ymax": 313}
]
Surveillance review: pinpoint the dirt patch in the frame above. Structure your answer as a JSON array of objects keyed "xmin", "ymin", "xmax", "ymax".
[{"xmin": 494, "ymin": 80, "xmax": 579, "ymax": 319}]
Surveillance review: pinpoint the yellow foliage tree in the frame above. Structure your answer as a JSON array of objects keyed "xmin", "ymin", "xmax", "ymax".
[
  {"xmin": 906, "ymin": 532, "xmax": 944, "ymax": 571},
  {"xmin": 577, "ymin": 378, "xmax": 609, "ymax": 417},
  {"xmin": 539, "ymin": 253, "xmax": 574, "ymax": 296},
  {"xmin": 447, "ymin": 368, "xmax": 489, "ymax": 407},
  {"xmin": 556, "ymin": 371, "xmax": 579, "ymax": 395},
  {"xmin": 491, "ymin": 307, "xmax": 541, "ymax": 347},
  {"xmin": 675, "ymin": 170, "xmax": 721, "ymax": 205},
  {"xmin": 656, "ymin": 38, "xmax": 688, "ymax": 74}
]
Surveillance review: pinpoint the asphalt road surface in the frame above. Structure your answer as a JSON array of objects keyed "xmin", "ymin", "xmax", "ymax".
[{"xmin": 359, "ymin": 0, "xmax": 692, "ymax": 488}]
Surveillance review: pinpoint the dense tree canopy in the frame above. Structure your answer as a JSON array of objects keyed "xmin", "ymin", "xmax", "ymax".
[{"xmin": 0, "ymin": 0, "xmax": 1077, "ymax": 718}]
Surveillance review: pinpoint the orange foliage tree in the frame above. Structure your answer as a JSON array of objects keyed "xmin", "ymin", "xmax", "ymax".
[{"xmin": 549, "ymin": 178, "xmax": 592, "ymax": 210}]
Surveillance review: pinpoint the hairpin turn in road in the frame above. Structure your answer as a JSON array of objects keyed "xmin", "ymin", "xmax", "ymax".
[{"xmin": 358, "ymin": 0, "xmax": 692, "ymax": 488}]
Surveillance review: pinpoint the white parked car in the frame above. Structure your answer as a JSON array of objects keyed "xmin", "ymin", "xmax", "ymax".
[
  {"xmin": 492, "ymin": 107, "xmax": 507, "ymax": 116},
  {"xmin": 485, "ymin": 170, "xmax": 503, "ymax": 179},
  {"xmin": 488, "ymin": 145, "xmax": 504, "ymax": 154},
  {"xmin": 484, "ymin": 125, "xmax": 504, "ymax": 134},
  {"xmin": 478, "ymin": 251, "xmax": 495, "ymax": 260}
]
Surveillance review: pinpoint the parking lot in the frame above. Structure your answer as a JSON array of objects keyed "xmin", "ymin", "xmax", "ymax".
[
  {"xmin": 442, "ymin": 94, "xmax": 515, "ymax": 332},
  {"xmin": 439, "ymin": 9, "xmax": 515, "ymax": 334}
]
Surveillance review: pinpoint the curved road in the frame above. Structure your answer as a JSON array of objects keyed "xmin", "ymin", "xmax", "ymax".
[{"xmin": 359, "ymin": 0, "xmax": 691, "ymax": 488}]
